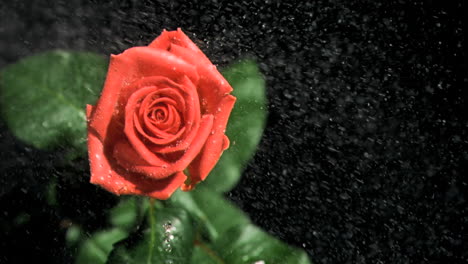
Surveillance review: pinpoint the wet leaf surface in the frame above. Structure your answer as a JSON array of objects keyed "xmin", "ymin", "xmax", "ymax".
[{"xmin": 0, "ymin": 50, "xmax": 106, "ymax": 157}]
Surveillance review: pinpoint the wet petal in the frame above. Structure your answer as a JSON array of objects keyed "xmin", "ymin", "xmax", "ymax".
[{"xmin": 187, "ymin": 95, "xmax": 236, "ymax": 185}]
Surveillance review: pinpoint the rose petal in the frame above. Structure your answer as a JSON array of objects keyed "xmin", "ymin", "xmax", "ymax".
[
  {"xmin": 89, "ymin": 47, "xmax": 199, "ymax": 141},
  {"xmin": 222, "ymin": 134, "xmax": 230, "ymax": 150},
  {"xmin": 140, "ymin": 89, "xmax": 186, "ymax": 115},
  {"xmin": 113, "ymin": 139, "xmax": 171, "ymax": 179},
  {"xmin": 86, "ymin": 104, "xmax": 94, "ymax": 119},
  {"xmin": 144, "ymin": 104, "xmax": 181, "ymax": 134},
  {"xmin": 149, "ymin": 76, "xmax": 202, "ymax": 153},
  {"xmin": 149, "ymin": 28, "xmax": 211, "ymax": 64},
  {"xmin": 88, "ymin": 55, "xmax": 136, "ymax": 140},
  {"xmin": 119, "ymin": 77, "xmax": 185, "ymax": 114},
  {"xmin": 148, "ymin": 29, "xmax": 233, "ymax": 112},
  {"xmin": 88, "ymin": 129, "xmax": 186, "ymax": 199},
  {"xmin": 129, "ymin": 88, "xmax": 186, "ymax": 144},
  {"xmin": 167, "ymin": 43, "xmax": 233, "ymax": 115},
  {"xmin": 124, "ymin": 82, "xmax": 196, "ymax": 155},
  {"xmin": 187, "ymin": 95, "xmax": 236, "ymax": 185},
  {"xmin": 141, "ymin": 171, "xmax": 187, "ymax": 199},
  {"xmin": 120, "ymin": 46, "xmax": 200, "ymax": 84},
  {"xmin": 133, "ymin": 111, "xmax": 186, "ymax": 145},
  {"xmin": 124, "ymin": 85, "xmax": 187, "ymax": 152},
  {"xmin": 115, "ymin": 114, "xmax": 214, "ymax": 180},
  {"xmin": 148, "ymin": 104, "xmax": 180, "ymax": 132},
  {"xmin": 124, "ymin": 86, "xmax": 178, "ymax": 164}
]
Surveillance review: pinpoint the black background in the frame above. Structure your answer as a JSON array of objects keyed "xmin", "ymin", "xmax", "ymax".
[{"xmin": 1, "ymin": 0, "xmax": 467, "ymax": 263}]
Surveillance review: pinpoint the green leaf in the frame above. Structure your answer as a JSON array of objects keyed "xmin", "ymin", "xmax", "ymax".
[
  {"xmin": 202, "ymin": 59, "xmax": 267, "ymax": 193},
  {"xmin": 168, "ymin": 190, "xmax": 218, "ymax": 241},
  {"xmin": 169, "ymin": 188, "xmax": 250, "ymax": 241},
  {"xmin": 108, "ymin": 206, "xmax": 195, "ymax": 264},
  {"xmin": 0, "ymin": 50, "xmax": 107, "ymax": 156},
  {"xmin": 212, "ymin": 224, "xmax": 312, "ymax": 264},
  {"xmin": 109, "ymin": 197, "xmax": 140, "ymax": 232},
  {"xmin": 75, "ymin": 228, "xmax": 128, "ymax": 264},
  {"xmin": 190, "ymin": 189, "xmax": 250, "ymax": 239},
  {"xmin": 66, "ymin": 225, "xmax": 83, "ymax": 246},
  {"xmin": 190, "ymin": 247, "xmax": 220, "ymax": 264}
]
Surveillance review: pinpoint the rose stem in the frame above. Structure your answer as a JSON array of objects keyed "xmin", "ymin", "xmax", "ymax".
[{"xmin": 147, "ymin": 198, "xmax": 156, "ymax": 264}]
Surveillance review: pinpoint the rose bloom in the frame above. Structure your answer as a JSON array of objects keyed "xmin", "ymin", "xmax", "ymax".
[{"xmin": 86, "ymin": 29, "xmax": 236, "ymax": 199}]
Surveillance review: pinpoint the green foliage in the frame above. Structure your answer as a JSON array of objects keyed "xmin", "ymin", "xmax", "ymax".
[
  {"xmin": 108, "ymin": 197, "xmax": 142, "ymax": 232},
  {"xmin": 201, "ymin": 59, "xmax": 267, "ymax": 193},
  {"xmin": 0, "ymin": 50, "xmax": 107, "ymax": 157},
  {"xmin": 169, "ymin": 188, "xmax": 250, "ymax": 241},
  {"xmin": 190, "ymin": 247, "xmax": 220, "ymax": 264},
  {"xmin": 75, "ymin": 228, "xmax": 128, "ymax": 264},
  {"xmin": 108, "ymin": 206, "xmax": 195, "ymax": 264},
  {"xmin": 167, "ymin": 189, "xmax": 218, "ymax": 241},
  {"xmin": 102, "ymin": 190, "xmax": 311, "ymax": 264},
  {"xmin": 170, "ymin": 188, "xmax": 312, "ymax": 264},
  {"xmin": 66, "ymin": 225, "xmax": 83, "ymax": 247},
  {"xmin": 75, "ymin": 197, "xmax": 145, "ymax": 263},
  {"xmin": 212, "ymin": 224, "xmax": 311, "ymax": 264}
]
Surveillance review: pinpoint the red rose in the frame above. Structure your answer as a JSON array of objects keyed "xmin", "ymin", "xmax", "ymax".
[{"xmin": 86, "ymin": 29, "xmax": 236, "ymax": 199}]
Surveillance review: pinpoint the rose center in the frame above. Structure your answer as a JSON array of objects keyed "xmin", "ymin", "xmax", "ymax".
[
  {"xmin": 149, "ymin": 106, "xmax": 167, "ymax": 122},
  {"xmin": 155, "ymin": 110, "xmax": 165, "ymax": 120},
  {"xmin": 138, "ymin": 93, "xmax": 184, "ymax": 138}
]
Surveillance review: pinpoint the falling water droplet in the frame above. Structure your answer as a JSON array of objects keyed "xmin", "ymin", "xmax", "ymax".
[{"xmin": 162, "ymin": 221, "xmax": 175, "ymax": 253}]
